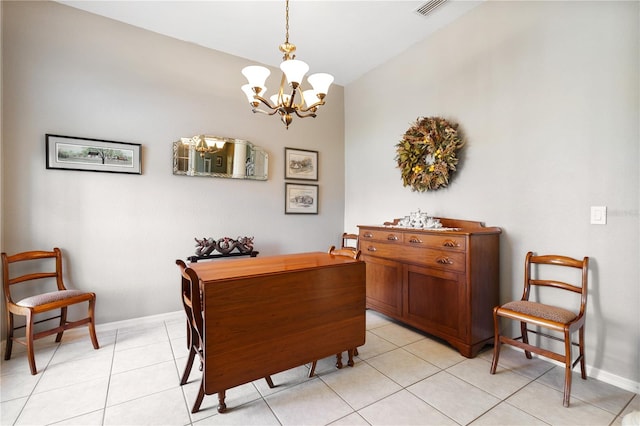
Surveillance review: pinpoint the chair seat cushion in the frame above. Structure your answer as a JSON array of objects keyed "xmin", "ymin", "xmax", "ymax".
[
  {"xmin": 501, "ymin": 300, "xmax": 577, "ymax": 324},
  {"xmin": 17, "ymin": 290, "xmax": 90, "ymax": 308}
]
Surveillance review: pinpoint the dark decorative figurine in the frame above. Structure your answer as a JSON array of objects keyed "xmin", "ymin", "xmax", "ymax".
[{"xmin": 190, "ymin": 236, "xmax": 257, "ymax": 262}]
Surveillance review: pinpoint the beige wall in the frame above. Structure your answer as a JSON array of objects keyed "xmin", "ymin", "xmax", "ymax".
[
  {"xmin": 1, "ymin": 1, "xmax": 345, "ymax": 323},
  {"xmin": 2, "ymin": 0, "xmax": 639, "ymax": 392},
  {"xmin": 345, "ymin": 1, "xmax": 639, "ymax": 389}
]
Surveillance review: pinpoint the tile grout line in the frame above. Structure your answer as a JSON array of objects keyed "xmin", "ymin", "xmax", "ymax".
[
  {"xmin": 11, "ymin": 342, "xmax": 57, "ymax": 425},
  {"xmin": 99, "ymin": 328, "xmax": 118, "ymax": 425},
  {"xmin": 163, "ymin": 319, "xmax": 196, "ymax": 426}
]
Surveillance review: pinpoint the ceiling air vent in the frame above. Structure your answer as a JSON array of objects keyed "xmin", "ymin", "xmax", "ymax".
[{"xmin": 414, "ymin": 0, "xmax": 448, "ymax": 17}]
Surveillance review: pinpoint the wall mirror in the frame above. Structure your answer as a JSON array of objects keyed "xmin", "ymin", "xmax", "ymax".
[{"xmin": 173, "ymin": 135, "xmax": 268, "ymax": 180}]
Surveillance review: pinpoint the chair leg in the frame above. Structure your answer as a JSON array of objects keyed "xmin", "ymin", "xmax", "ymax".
[
  {"xmin": 521, "ymin": 321, "xmax": 532, "ymax": 359},
  {"xmin": 87, "ymin": 298, "xmax": 100, "ymax": 349},
  {"xmin": 185, "ymin": 320, "xmax": 191, "ymax": 349},
  {"xmin": 308, "ymin": 360, "xmax": 317, "ymax": 378},
  {"xmin": 490, "ymin": 308, "xmax": 500, "ymax": 374},
  {"xmin": 354, "ymin": 347, "xmax": 359, "ymax": 356},
  {"xmin": 217, "ymin": 389, "xmax": 227, "ymax": 413},
  {"xmin": 490, "ymin": 340, "xmax": 501, "ymax": 375},
  {"xmin": 180, "ymin": 346, "xmax": 197, "ymax": 386},
  {"xmin": 347, "ymin": 349, "xmax": 355, "ymax": 367},
  {"xmin": 55, "ymin": 307, "xmax": 68, "ymax": 342},
  {"xmin": 264, "ymin": 376, "xmax": 275, "ymax": 388},
  {"xmin": 191, "ymin": 380, "xmax": 205, "ymax": 413},
  {"xmin": 579, "ymin": 326, "xmax": 587, "ymax": 380},
  {"xmin": 4, "ymin": 312, "xmax": 14, "ymax": 361},
  {"xmin": 563, "ymin": 330, "xmax": 573, "ymax": 407},
  {"xmin": 25, "ymin": 312, "xmax": 37, "ymax": 375}
]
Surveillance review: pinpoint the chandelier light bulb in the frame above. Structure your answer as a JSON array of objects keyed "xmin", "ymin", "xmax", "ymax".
[
  {"xmin": 280, "ymin": 59, "xmax": 309, "ymax": 87},
  {"xmin": 302, "ymin": 90, "xmax": 318, "ymax": 108},
  {"xmin": 204, "ymin": 137, "xmax": 226, "ymax": 149},
  {"xmin": 241, "ymin": 84, "xmax": 257, "ymax": 102},
  {"xmin": 242, "ymin": 66, "xmax": 270, "ymax": 89},
  {"xmin": 307, "ymin": 73, "xmax": 334, "ymax": 96}
]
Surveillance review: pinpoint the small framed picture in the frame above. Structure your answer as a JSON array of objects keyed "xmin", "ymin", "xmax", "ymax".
[
  {"xmin": 284, "ymin": 147, "xmax": 318, "ymax": 181},
  {"xmin": 46, "ymin": 134, "xmax": 142, "ymax": 174},
  {"xmin": 285, "ymin": 183, "xmax": 318, "ymax": 214}
]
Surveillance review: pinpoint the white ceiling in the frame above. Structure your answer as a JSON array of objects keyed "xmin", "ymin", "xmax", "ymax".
[{"xmin": 57, "ymin": 1, "xmax": 483, "ymax": 86}]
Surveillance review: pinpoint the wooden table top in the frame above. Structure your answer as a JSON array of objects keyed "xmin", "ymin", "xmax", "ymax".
[{"xmin": 188, "ymin": 251, "xmax": 361, "ymax": 283}]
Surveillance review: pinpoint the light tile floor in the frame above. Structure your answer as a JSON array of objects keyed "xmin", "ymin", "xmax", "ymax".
[{"xmin": 1, "ymin": 310, "xmax": 638, "ymax": 425}]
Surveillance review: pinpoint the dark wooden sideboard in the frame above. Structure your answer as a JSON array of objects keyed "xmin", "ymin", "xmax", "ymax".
[{"xmin": 358, "ymin": 218, "xmax": 501, "ymax": 357}]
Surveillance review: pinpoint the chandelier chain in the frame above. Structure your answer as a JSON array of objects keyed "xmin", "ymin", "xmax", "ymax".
[{"xmin": 285, "ymin": 0, "xmax": 289, "ymax": 44}]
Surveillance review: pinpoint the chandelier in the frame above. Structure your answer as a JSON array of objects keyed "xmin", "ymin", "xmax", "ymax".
[
  {"xmin": 241, "ymin": 0, "xmax": 334, "ymax": 129},
  {"xmin": 188, "ymin": 135, "xmax": 226, "ymax": 158}
]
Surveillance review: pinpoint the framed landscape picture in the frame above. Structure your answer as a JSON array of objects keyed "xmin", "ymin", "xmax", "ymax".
[
  {"xmin": 285, "ymin": 183, "xmax": 318, "ymax": 214},
  {"xmin": 284, "ymin": 147, "xmax": 318, "ymax": 181},
  {"xmin": 46, "ymin": 134, "xmax": 142, "ymax": 174}
]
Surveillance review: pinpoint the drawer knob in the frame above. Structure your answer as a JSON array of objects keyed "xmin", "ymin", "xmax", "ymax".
[
  {"xmin": 409, "ymin": 237, "xmax": 422, "ymax": 244},
  {"xmin": 367, "ymin": 246, "xmax": 377, "ymax": 252},
  {"xmin": 443, "ymin": 240, "xmax": 459, "ymax": 248},
  {"xmin": 437, "ymin": 257, "xmax": 454, "ymax": 265},
  {"xmin": 387, "ymin": 234, "xmax": 399, "ymax": 241},
  {"xmin": 363, "ymin": 232, "xmax": 373, "ymax": 238}
]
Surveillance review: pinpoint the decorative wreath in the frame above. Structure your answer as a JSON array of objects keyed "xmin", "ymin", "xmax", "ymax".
[{"xmin": 395, "ymin": 116, "xmax": 464, "ymax": 192}]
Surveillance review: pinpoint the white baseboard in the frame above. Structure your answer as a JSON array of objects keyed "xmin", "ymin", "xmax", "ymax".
[
  {"xmin": 511, "ymin": 349, "xmax": 640, "ymax": 394},
  {"xmin": 587, "ymin": 365, "xmax": 640, "ymax": 394},
  {"xmin": 94, "ymin": 310, "xmax": 183, "ymax": 332}
]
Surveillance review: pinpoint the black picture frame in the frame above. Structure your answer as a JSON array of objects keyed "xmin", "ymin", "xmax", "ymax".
[
  {"xmin": 284, "ymin": 147, "xmax": 318, "ymax": 181},
  {"xmin": 46, "ymin": 134, "xmax": 142, "ymax": 174},
  {"xmin": 285, "ymin": 183, "xmax": 319, "ymax": 214}
]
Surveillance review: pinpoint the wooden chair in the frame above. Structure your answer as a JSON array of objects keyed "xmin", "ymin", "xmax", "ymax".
[
  {"xmin": 308, "ymin": 245, "xmax": 362, "ymax": 378},
  {"xmin": 176, "ymin": 260, "xmax": 274, "ymax": 413},
  {"xmin": 490, "ymin": 252, "xmax": 589, "ymax": 407},
  {"xmin": 2, "ymin": 248, "xmax": 99, "ymax": 375},
  {"xmin": 341, "ymin": 232, "xmax": 358, "ymax": 250}
]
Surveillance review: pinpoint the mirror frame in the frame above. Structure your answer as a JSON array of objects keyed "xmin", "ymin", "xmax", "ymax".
[{"xmin": 173, "ymin": 135, "xmax": 269, "ymax": 181}]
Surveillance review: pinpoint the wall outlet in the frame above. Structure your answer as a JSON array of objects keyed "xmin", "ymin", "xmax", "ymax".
[{"xmin": 590, "ymin": 206, "xmax": 607, "ymax": 225}]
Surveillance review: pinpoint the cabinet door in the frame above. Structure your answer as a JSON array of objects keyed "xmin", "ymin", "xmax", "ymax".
[
  {"xmin": 403, "ymin": 263, "xmax": 467, "ymax": 340},
  {"xmin": 362, "ymin": 255, "xmax": 403, "ymax": 317}
]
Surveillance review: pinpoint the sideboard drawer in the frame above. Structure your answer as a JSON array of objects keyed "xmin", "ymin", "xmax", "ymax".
[
  {"xmin": 361, "ymin": 241, "xmax": 465, "ymax": 273},
  {"xmin": 403, "ymin": 247, "xmax": 466, "ymax": 272},
  {"xmin": 403, "ymin": 233, "xmax": 466, "ymax": 251},
  {"xmin": 360, "ymin": 229, "xmax": 403, "ymax": 243}
]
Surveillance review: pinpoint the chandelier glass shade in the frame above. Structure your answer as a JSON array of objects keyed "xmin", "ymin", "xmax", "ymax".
[{"xmin": 241, "ymin": 0, "xmax": 333, "ymax": 129}]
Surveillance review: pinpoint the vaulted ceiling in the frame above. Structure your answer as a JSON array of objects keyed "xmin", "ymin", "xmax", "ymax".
[{"xmin": 57, "ymin": 0, "xmax": 483, "ymax": 85}]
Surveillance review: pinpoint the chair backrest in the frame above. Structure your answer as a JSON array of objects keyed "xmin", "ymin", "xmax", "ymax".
[
  {"xmin": 328, "ymin": 245, "xmax": 361, "ymax": 260},
  {"xmin": 2, "ymin": 248, "xmax": 67, "ymax": 306},
  {"xmin": 341, "ymin": 233, "xmax": 358, "ymax": 250},
  {"xmin": 522, "ymin": 251, "xmax": 589, "ymax": 315},
  {"xmin": 176, "ymin": 260, "xmax": 204, "ymax": 341}
]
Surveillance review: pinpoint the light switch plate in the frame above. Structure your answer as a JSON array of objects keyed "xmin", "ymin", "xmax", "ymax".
[{"xmin": 590, "ymin": 206, "xmax": 607, "ymax": 225}]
